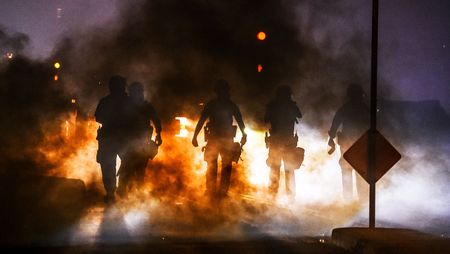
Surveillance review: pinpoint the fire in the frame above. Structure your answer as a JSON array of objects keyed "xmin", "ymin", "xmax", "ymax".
[
  {"xmin": 175, "ymin": 116, "xmax": 189, "ymax": 138},
  {"xmin": 42, "ymin": 115, "xmax": 370, "ymax": 239},
  {"xmin": 50, "ymin": 115, "xmax": 346, "ymax": 204},
  {"xmin": 65, "ymin": 120, "xmax": 69, "ymax": 137}
]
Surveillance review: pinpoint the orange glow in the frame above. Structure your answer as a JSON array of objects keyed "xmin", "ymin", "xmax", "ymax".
[
  {"xmin": 257, "ymin": 64, "xmax": 263, "ymax": 73},
  {"xmin": 54, "ymin": 74, "xmax": 59, "ymax": 81},
  {"xmin": 257, "ymin": 31, "xmax": 266, "ymax": 41},
  {"xmin": 175, "ymin": 117, "xmax": 189, "ymax": 137},
  {"xmin": 71, "ymin": 99, "xmax": 76, "ymax": 104},
  {"xmin": 65, "ymin": 120, "xmax": 69, "ymax": 137}
]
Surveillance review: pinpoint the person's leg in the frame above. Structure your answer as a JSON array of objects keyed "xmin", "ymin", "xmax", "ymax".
[
  {"xmin": 284, "ymin": 168, "xmax": 296, "ymax": 199},
  {"xmin": 206, "ymin": 160, "xmax": 218, "ymax": 197},
  {"xmin": 134, "ymin": 153, "xmax": 149, "ymax": 189},
  {"xmin": 204, "ymin": 142, "xmax": 219, "ymax": 199},
  {"xmin": 97, "ymin": 139, "xmax": 118, "ymax": 203},
  {"xmin": 340, "ymin": 158, "xmax": 354, "ymax": 200},
  {"xmin": 219, "ymin": 157, "xmax": 232, "ymax": 198},
  {"xmin": 100, "ymin": 161, "xmax": 117, "ymax": 202},
  {"xmin": 268, "ymin": 147, "xmax": 282, "ymax": 198},
  {"xmin": 355, "ymin": 172, "xmax": 369, "ymax": 203},
  {"xmin": 117, "ymin": 151, "xmax": 136, "ymax": 197}
]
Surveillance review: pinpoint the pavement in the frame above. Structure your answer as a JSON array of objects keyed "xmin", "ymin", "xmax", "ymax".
[
  {"xmin": 1, "ymin": 173, "xmax": 449, "ymax": 253},
  {"xmin": 332, "ymin": 227, "xmax": 450, "ymax": 254}
]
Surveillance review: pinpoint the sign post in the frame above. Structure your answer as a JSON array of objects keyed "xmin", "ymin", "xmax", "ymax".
[
  {"xmin": 369, "ymin": 0, "xmax": 379, "ymax": 229},
  {"xmin": 344, "ymin": 0, "xmax": 401, "ymax": 229}
]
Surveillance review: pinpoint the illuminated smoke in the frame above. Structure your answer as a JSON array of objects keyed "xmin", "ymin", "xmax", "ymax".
[{"xmin": 0, "ymin": 0, "xmax": 448, "ymax": 242}]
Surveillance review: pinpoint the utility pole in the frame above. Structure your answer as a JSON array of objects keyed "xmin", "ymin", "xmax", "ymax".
[{"xmin": 369, "ymin": 0, "xmax": 379, "ymax": 228}]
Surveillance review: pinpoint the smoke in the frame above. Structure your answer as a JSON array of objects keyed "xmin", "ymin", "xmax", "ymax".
[
  {"xmin": 52, "ymin": 0, "xmax": 376, "ymax": 127},
  {"xmin": 0, "ymin": 0, "xmax": 449, "ymax": 243},
  {"xmin": 0, "ymin": 27, "xmax": 29, "ymax": 57},
  {"xmin": 0, "ymin": 28, "xmax": 72, "ymax": 172}
]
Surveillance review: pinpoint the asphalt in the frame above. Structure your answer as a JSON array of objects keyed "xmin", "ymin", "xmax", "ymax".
[
  {"xmin": 332, "ymin": 227, "xmax": 450, "ymax": 254},
  {"xmin": 1, "ymin": 173, "xmax": 449, "ymax": 253}
]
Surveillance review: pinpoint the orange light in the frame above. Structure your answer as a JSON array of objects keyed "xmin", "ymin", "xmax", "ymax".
[
  {"xmin": 257, "ymin": 31, "xmax": 266, "ymax": 41},
  {"xmin": 71, "ymin": 99, "xmax": 76, "ymax": 104},
  {"xmin": 175, "ymin": 117, "xmax": 189, "ymax": 138},
  {"xmin": 54, "ymin": 74, "xmax": 59, "ymax": 81},
  {"xmin": 257, "ymin": 64, "xmax": 263, "ymax": 73}
]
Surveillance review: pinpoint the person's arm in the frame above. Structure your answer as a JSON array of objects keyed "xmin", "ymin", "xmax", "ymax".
[
  {"xmin": 192, "ymin": 105, "xmax": 209, "ymax": 147},
  {"xmin": 328, "ymin": 108, "xmax": 343, "ymax": 154},
  {"xmin": 294, "ymin": 103, "xmax": 302, "ymax": 123},
  {"xmin": 149, "ymin": 104, "xmax": 163, "ymax": 145},
  {"xmin": 233, "ymin": 103, "xmax": 247, "ymax": 146},
  {"xmin": 94, "ymin": 99, "xmax": 105, "ymax": 124}
]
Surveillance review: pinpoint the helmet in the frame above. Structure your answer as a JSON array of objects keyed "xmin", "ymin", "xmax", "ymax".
[
  {"xmin": 108, "ymin": 75, "xmax": 126, "ymax": 95},
  {"xmin": 214, "ymin": 79, "xmax": 230, "ymax": 98},
  {"xmin": 129, "ymin": 82, "xmax": 144, "ymax": 94},
  {"xmin": 275, "ymin": 85, "xmax": 292, "ymax": 100},
  {"xmin": 346, "ymin": 84, "xmax": 364, "ymax": 100},
  {"xmin": 129, "ymin": 82, "xmax": 145, "ymax": 100}
]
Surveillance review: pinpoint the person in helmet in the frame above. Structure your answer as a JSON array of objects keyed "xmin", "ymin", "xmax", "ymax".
[
  {"xmin": 328, "ymin": 84, "xmax": 369, "ymax": 201},
  {"xmin": 264, "ymin": 85, "xmax": 302, "ymax": 199},
  {"xmin": 192, "ymin": 79, "xmax": 247, "ymax": 200},
  {"xmin": 95, "ymin": 75, "xmax": 130, "ymax": 204},
  {"xmin": 117, "ymin": 81, "xmax": 162, "ymax": 197}
]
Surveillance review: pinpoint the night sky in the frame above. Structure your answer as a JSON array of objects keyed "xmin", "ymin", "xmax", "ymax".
[{"xmin": 0, "ymin": 0, "xmax": 448, "ymax": 111}]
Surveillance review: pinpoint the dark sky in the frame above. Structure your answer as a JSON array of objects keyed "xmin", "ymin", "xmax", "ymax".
[{"xmin": 0, "ymin": 0, "xmax": 448, "ymax": 111}]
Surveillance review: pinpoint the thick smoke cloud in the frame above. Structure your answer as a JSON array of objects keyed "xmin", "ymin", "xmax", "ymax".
[
  {"xmin": 0, "ymin": 0, "xmax": 448, "ymax": 241},
  {"xmin": 0, "ymin": 27, "xmax": 29, "ymax": 57},
  {"xmin": 0, "ymin": 28, "xmax": 72, "ymax": 172},
  {"xmin": 54, "ymin": 0, "xmax": 373, "ymax": 128}
]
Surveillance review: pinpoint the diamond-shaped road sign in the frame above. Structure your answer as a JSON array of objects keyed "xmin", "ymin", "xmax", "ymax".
[{"xmin": 343, "ymin": 129, "xmax": 401, "ymax": 183}]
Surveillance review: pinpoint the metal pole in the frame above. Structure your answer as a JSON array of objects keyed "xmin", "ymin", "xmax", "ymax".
[{"xmin": 369, "ymin": 0, "xmax": 379, "ymax": 228}]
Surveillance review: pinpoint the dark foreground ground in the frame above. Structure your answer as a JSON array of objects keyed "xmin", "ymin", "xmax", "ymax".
[
  {"xmin": 1, "ymin": 237, "xmax": 347, "ymax": 254},
  {"xmin": 0, "ymin": 174, "xmax": 448, "ymax": 254}
]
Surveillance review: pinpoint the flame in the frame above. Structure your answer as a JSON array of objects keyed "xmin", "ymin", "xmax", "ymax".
[
  {"xmin": 41, "ymin": 115, "xmax": 372, "ymax": 239},
  {"xmin": 65, "ymin": 120, "xmax": 69, "ymax": 137},
  {"xmin": 175, "ymin": 116, "xmax": 190, "ymax": 138}
]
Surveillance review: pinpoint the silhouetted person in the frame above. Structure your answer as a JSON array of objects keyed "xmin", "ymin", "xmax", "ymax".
[
  {"xmin": 192, "ymin": 79, "xmax": 247, "ymax": 200},
  {"xmin": 117, "ymin": 82, "xmax": 162, "ymax": 197},
  {"xmin": 328, "ymin": 84, "xmax": 369, "ymax": 201},
  {"xmin": 95, "ymin": 75, "xmax": 129, "ymax": 204},
  {"xmin": 265, "ymin": 86, "xmax": 302, "ymax": 199}
]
